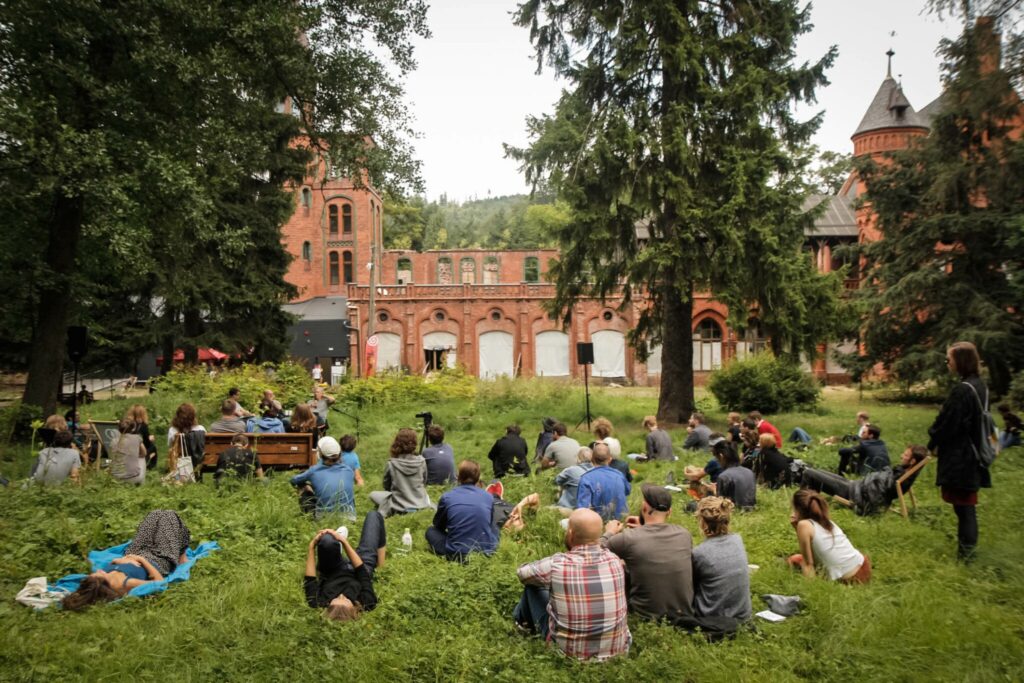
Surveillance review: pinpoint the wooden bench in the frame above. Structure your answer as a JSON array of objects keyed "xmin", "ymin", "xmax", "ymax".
[{"xmin": 200, "ymin": 432, "xmax": 316, "ymax": 473}]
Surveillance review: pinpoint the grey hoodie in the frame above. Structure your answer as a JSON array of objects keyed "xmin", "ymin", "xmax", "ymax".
[{"xmin": 378, "ymin": 455, "xmax": 432, "ymax": 517}]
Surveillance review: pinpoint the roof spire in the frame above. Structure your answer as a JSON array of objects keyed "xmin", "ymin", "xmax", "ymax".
[{"xmin": 886, "ymin": 48, "xmax": 895, "ymax": 78}]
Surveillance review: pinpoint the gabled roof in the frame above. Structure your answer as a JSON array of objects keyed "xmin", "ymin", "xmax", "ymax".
[
  {"xmin": 803, "ymin": 194, "xmax": 858, "ymax": 238},
  {"xmin": 853, "ymin": 76, "xmax": 930, "ymax": 138},
  {"xmin": 917, "ymin": 93, "xmax": 946, "ymax": 126}
]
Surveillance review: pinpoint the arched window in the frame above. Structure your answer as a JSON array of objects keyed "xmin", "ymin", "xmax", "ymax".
[
  {"xmin": 342, "ymin": 204, "xmax": 352, "ymax": 234},
  {"xmin": 301, "ymin": 188, "xmax": 312, "ymax": 213},
  {"xmin": 302, "ymin": 241, "xmax": 311, "ymax": 261},
  {"xmin": 328, "ymin": 205, "xmax": 338, "ymax": 235},
  {"xmin": 437, "ymin": 256, "xmax": 453, "ymax": 284},
  {"xmin": 397, "ymin": 257, "xmax": 413, "ymax": 284},
  {"xmin": 343, "ymin": 251, "xmax": 353, "ymax": 283},
  {"xmin": 483, "ymin": 256, "xmax": 499, "ymax": 284},
  {"xmin": 460, "ymin": 257, "xmax": 476, "ymax": 284},
  {"xmin": 693, "ymin": 318, "xmax": 723, "ymax": 371},
  {"xmin": 736, "ymin": 320, "xmax": 768, "ymax": 359},
  {"xmin": 329, "ymin": 251, "xmax": 339, "ymax": 286},
  {"xmin": 524, "ymin": 256, "xmax": 540, "ymax": 282}
]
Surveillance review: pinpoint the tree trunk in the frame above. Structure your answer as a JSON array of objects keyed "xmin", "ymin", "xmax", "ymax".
[
  {"xmin": 182, "ymin": 307, "xmax": 202, "ymax": 364},
  {"xmin": 657, "ymin": 283, "xmax": 695, "ymax": 424},
  {"xmin": 22, "ymin": 194, "xmax": 85, "ymax": 415},
  {"xmin": 160, "ymin": 307, "xmax": 176, "ymax": 375}
]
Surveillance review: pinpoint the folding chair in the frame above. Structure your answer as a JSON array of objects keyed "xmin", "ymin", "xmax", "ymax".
[{"xmin": 891, "ymin": 456, "xmax": 932, "ymax": 520}]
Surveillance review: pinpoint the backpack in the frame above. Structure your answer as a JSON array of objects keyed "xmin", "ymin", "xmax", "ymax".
[{"xmin": 962, "ymin": 382, "xmax": 999, "ymax": 468}]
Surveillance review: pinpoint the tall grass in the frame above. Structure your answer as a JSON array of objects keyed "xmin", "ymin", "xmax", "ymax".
[{"xmin": 0, "ymin": 381, "xmax": 1021, "ymax": 681}]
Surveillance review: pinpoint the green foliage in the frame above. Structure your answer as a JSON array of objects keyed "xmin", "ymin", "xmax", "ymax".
[
  {"xmin": 1008, "ymin": 370, "xmax": 1024, "ymax": 410},
  {"xmin": 505, "ymin": 0, "xmax": 839, "ymax": 422},
  {"xmin": 150, "ymin": 363, "xmax": 314, "ymax": 419},
  {"xmin": 332, "ymin": 368, "xmax": 478, "ymax": 407},
  {"xmin": 2, "ymin": 382, "xmax": 1024, "ymax": 681},
  {"xmin": 708, "ymin": 353, "xmax": 821, "ymax": 413},
  {"xmin": 853, "ymin": 19, "xmax": 1024, "ymax": 394}
]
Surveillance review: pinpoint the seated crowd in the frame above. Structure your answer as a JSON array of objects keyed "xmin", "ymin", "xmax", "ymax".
[{"xmin": 35, "ymin": 393, "xmax": 1016, "ymax": 664}]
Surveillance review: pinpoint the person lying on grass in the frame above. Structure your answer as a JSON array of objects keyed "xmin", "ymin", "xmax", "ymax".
[
  {"xmin": 62, "ymin": 510, "xmax": 192, "ymax": 611},
  {"xmin": 305, "ymin": 513, "xmax": 387, "ymax": 621},
  {"xmin": 787, "ymin": 489, "xmax": 871, "ymax": 584}
]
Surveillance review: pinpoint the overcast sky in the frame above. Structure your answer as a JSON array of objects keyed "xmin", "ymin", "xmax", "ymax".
[{"xmin": 403, "ymin": 1, "xmax": 961, "ymax": 201}]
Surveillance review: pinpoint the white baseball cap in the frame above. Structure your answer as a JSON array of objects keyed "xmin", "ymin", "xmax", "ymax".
[{"xmin": 318, "ymin": 436, "xmax": 341, "ymax": 459}]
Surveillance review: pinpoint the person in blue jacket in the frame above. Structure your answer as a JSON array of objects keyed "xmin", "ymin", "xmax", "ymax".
[
  {"xmin": 291, "ymin": 437, "xmax": 355, "ymax": 518},
  {"xmin": 577, "ymin": 443, "xmax": 631, "ymax": 521},
  {"xmin": 425, "ymin": 459, "xmax": 499, "ymax": 562}
]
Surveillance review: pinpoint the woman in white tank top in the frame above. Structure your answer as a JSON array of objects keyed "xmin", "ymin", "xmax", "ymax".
[{"xmin": 788, "ymin": 489, "xmax": 871, "ymax": 584}]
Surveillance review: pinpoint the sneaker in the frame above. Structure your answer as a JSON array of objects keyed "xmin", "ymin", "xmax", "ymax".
[
  {"xmin": 486, "ymin": 480, "xmax": 504, "ymax": 499},
  {"xmin": 514, "ymin": 621, "xmax": 535, "ymax": 636},
  {"xmin": 336, "ymin": 526, "xmax": 349, "ymax": 540}
]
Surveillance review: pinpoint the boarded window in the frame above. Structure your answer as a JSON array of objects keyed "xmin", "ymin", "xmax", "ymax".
[
  {"xmin": 460, "ymin": 257, "xmax": 476, "ymax": 284},
  {"xmin": 483, "ymin": 256, "xmax": 499, "ymax": 284},
  {"xmin": 437, "ymin": 257, "xmax": 453, "ymax": 284}
]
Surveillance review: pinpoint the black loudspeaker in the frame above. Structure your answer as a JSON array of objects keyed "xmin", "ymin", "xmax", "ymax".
[
  {"xmin": 67, "ymin": 326, "xmax": 88, "ymax": 362},
  {"xmin": 576, "ymin": 342, "xmax": 594, "ymax": 365}
]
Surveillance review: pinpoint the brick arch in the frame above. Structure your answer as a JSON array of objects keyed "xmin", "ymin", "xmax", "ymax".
[
  {"xmin": 583, "ymin": 307, "xmax": 632, "ymax": 337},
  {"xmin": 419, "ymin": 305, "xmax": 460, "ymax": 329},
  {"xmin": 692, "ymin": 309, "xmax": 728, "ymax": 336}
]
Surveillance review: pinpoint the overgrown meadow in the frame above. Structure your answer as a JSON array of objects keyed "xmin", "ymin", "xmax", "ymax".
[{"xmin": 1, "ymin": 372, "xmax": 1022, "ymax": 682}]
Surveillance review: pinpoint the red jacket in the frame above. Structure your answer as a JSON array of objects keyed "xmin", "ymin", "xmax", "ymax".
[{"xmin": 758, "ymin": 420, "xmax": 783, "ymax": 449}]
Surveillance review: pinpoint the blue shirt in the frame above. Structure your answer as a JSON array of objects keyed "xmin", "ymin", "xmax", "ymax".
[
  {"xmin": 433, "ymin": 484, "xmax": 499, "ymax": 556},
  {"xmin": 422, "ymin": 442, "xmax": 456, "ymax": 485},
  {"xmin": 704, "ymin": 458, "xmax": 723, "ymax": 483},
  {"xmin": 341, "ymin": 450, "xmax": 361, "ymax": 472},
  {"xmin": 577, "ymin": 466, "xmax": 631, "ymax": 521},
  {"xmin": 554, "ymin": 463, "xmax": 594, "ymax": 508},
  {"xmin": 246, "ymin": 416, "xmax": 285, "ymax": 433},
  {"xmin": 290, "ymin": 462, "xmax": 355, "ymax": 515}
]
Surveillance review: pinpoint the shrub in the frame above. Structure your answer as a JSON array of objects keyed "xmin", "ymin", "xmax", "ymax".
[
  {"xmin": 1009, "ymin": 370, "xmax": 1024, "ymax": 411},
  {"xmin": 707, "ymin": 352, "xmax": 821, "ymax": 413},
  {"xmin": 149, "ymin": 362, "xmax": 314, "ymax": 418},
  {"xmin": 332, "ymin": 367, "xmax": 477, "ymax": 407}
]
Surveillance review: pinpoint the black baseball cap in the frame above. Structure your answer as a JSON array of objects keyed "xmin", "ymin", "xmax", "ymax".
[{"xmin": 641, "ymin": 483, "xmax": 673, "ymax": 512}]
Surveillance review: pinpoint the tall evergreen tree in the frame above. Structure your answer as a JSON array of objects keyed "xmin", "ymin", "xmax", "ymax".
[
  {"xmin": 0, "ymin": 0, "xmax": 428, "ymax": 414},
  {"xmin": 506, "ymin": 0, "xmax": 836, "ymax": 421},
  {"xmin": 854, "ymin": 12, "xmax": 1024, "ymax": 394}
]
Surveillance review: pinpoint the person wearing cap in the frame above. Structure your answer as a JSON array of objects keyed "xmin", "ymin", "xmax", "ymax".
[
  {"xmin": 600, "ymin": 484, "xmax": 694, "ymax": 621},
  {"xmin": 425, "ymin": 460, "xmax": 499, "ymax": 562},
  {"xmin": 682, "ymin": 412, "xmax": 712, "ymax": 451},
  {"xmin": 513, "ymin": 508, "xmax": 630, "ymax": 661},
  {"xmin": 576, "ymin": 442, "xmax": 630, "ymax": 522},
  {"xmin": 290, "ymin": 436, "xmax": 356, "ymax": 518}
]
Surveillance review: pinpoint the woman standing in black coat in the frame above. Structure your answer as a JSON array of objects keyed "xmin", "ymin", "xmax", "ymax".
[{"xmin": 928, "ymin": 342, "xmax": 992, "ymax": 561}]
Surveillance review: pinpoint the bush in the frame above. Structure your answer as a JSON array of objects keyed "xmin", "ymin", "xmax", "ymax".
[
  {"xmin": 708, "ymin": 353, "xmax": 821, "ymax": 413},
  {"xmin": 332, "ymin": 367, "xmax": 477, "ymax": 407},
  {"xmin": 149, "ymin": 362, "xmax": 314, "ymax": 418}
]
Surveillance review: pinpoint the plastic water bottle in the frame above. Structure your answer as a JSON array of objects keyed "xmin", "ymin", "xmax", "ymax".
[{"xmin": 400, "ymin": 528, "xmax": 413, "ymax": 553}]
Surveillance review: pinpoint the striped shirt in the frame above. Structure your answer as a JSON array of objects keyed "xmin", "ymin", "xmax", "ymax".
[{"xmin": 517, "ymin": 544, "xmax": 630, "ymax": 661}]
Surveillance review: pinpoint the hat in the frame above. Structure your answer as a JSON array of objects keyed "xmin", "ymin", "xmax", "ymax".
[
  {"xmin": 641, "ymin": 483, "xmax": 673, "ymax": 512},
  {"xmin": 318, "ymin": 436, "xmax": 341, "ymax": 460},
  {"xmin": 708, "ymin": 435, "xmax": 726, "ymax": 447},
  {"xmin": 542, "ymin": 417, "xmax": 557, "ymax": 431}
]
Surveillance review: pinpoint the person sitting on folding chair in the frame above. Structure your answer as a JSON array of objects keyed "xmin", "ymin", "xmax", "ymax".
[{"xmin": 799, "ymin": 445, "xmax": 929, "ymax": 515}]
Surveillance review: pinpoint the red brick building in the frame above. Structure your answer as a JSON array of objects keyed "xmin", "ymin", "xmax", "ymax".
[{"xmin": 281, "ymin": 46, "xmax": 963, "ymax": 385}]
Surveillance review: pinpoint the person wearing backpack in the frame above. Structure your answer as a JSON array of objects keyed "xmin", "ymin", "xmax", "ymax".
[{"xmin": 928, "ymin": 342, "xmax": 993, "ymax": 562}]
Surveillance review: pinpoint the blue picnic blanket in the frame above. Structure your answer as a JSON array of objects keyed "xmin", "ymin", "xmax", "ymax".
[{"xmin": 49, "ymin": 541, "xmax": 219, "ymax": 601}]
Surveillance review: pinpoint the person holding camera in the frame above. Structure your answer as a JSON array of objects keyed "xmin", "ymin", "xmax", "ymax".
[{"xmin": 599, "ymin": 484, "xmax": 694, "ymax": 621}]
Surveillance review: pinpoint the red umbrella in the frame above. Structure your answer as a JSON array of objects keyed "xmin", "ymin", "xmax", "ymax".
[{"xmin": 157, "ymin": 347, "xmax": 228, "ymax": 363}]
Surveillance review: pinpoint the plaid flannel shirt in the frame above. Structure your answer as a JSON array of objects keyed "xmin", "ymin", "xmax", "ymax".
[{"xmin": 517, "ymin": 544, "xmax": 630, "ymax": 661}]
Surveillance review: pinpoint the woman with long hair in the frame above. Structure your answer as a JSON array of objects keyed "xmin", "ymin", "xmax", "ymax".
[
  {"xmin": 166, "ymin": 403, "xmax": 206, "ymax": 483},
  {"xmin": 125, "ymin": 404, "xmax": 158, "ymax": 470},
  {"xmin": 368, "ymin": 428, "xmax": 432, "ymax": 517},
  {"xmin": 110, "ymin": 417, "xmax": 146, "ymax": 485},
  {"xmin": 290, "ymin": 403, "xmax": 320, "ymax": 447},
  {"xmin": 928, "ymin": 341, "xmax": 992, "ymax": 561},
  {"xmin": 788, "ymin": 489, "xmax": 870, "ymax": 583},
  {"xmin": 62, "ymin": 510, "xmax": 191, "ymax": 611}
]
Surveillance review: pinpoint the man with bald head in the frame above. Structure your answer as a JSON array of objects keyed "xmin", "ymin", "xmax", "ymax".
[{"xmin": 513, "ymin": 508, "xmax": 630, "ymax": 661}]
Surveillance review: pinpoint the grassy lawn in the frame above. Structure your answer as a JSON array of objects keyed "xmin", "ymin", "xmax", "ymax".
[{"xmin": 0, "ymin": 381, "xmax": 1022, "ymax": 682}]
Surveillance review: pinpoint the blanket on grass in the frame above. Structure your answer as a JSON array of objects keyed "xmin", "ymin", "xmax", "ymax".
[{"xmin": 47, "ymin": 540, "xmax": 219, "ymax": 603}]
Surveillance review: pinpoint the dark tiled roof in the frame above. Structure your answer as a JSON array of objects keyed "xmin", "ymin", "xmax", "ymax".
[
  {"xmin": 917, "ymin": 93, "xmax": 945, "ymax": 125},
  {"xmin": 803, "ymin": 194, "xmax": 859, "ymax": 237},
  {"xmin": 852, "ymin": 76, "xmax": 930, "ymax": 138},
  {"xmin": 283, "ymin": 296, "xmax": 349, "ymax": 321}
]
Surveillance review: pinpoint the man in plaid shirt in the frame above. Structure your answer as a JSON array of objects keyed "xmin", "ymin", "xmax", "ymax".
[{"xmin": 513, "ymin": 508, "xmax": 630, "ymax": 661}]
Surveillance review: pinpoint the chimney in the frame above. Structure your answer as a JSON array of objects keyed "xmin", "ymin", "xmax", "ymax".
[{"xmin": 976, "ymin": 15, "xmax": 1001, "ymax": 75}]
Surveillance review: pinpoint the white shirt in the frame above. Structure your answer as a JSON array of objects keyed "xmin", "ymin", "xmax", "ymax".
[{"xmin": 809, "ymin": 519, "xmax": 864, "ymax": 581}]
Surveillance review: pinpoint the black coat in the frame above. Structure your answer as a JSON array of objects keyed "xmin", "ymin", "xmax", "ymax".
[
  {"xmin": 928, "ymin": 375, "xmax": 992, "ymax": 492},
  {"xmin": 489, "ymin": 434, "xmax": 529, "ymax": 478}
]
